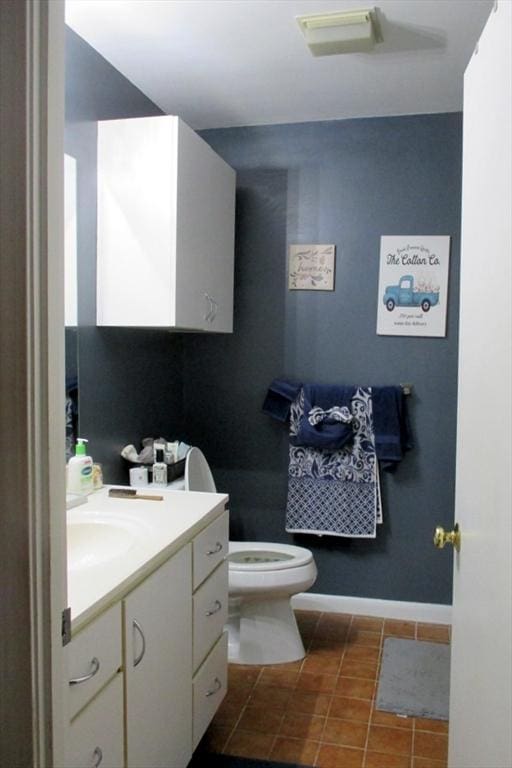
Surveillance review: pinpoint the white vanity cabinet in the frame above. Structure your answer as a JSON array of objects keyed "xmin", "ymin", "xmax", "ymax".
[
  {"xmin": 97, "ymin": 115, "xmax": 236, "ymax": 332},
  {"xmin": 65, "ymin": 676, "xmax": 124, "ymax": 768},
  {"xmin": 124, "ymin": 545, "xmax": 192, "ymax": 768},
  {"xmin": 66, "ymin": 494, "xmax": 229, "ymax": 768},
  {"xmin": 191, "ymin": 512, "xmax": 229, "ymax": 748},
  {"xmin": 65, "ymin": 604, "xmax": 124, "ymax": 768}
]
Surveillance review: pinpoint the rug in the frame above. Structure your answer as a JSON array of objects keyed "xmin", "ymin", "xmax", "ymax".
[
  {"xmin": 188, "ymin": 755, "xmax": 307, "ymax": 768},
  {"xmin": 376, "ymin": 637, "xmax": 450, "ymax": 720}
]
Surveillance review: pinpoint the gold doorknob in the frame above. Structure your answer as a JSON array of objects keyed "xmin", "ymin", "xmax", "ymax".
[{"xmin": 434, "ymin": 523, "xmax": 460, "ymax": 552}]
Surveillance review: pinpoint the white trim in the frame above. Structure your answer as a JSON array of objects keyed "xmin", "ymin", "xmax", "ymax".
[{"xmin": 292, "ymin": 592, "xmax": 452, "ymax": 625}]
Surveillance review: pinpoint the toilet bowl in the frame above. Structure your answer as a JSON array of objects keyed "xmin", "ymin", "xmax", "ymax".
[{"xmin": 184, "ymin": 448, "xmax": 318, "ymax": 665}]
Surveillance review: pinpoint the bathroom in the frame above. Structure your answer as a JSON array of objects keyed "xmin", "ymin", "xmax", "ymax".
[{"xmin": 0, "ymin": 2, "xmax": 510, "ymax": 767}]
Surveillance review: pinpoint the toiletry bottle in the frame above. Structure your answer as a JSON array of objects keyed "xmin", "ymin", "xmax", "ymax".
[
  {"xmin": 67, "ymin": 438, "xmax": 94, "ymax": 495},
  {"xmin": 152, "ymin": 445, "xmax": 168, "ymax": 487}
]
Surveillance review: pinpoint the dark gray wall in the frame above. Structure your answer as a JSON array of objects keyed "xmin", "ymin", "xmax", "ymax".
[
  {"xmin": 65, "ymin": 28, "xmax": 185, "ymax": 481},
  {"xmin": 66, "ymin": 27, "xmax": 461, "ymax": 605},
  {"xmin": 184, "ymin": 116, "xmax": 462, "ymax": 605}
]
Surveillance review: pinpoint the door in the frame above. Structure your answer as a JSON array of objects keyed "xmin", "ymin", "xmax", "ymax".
[
  {"xmin": 124, "ymin": 546, "xmax": 192, "ymax": 768},
  {"xmin": 0, "ymin": 1, "xmax": 67, "ymax": 765},
  {"xmin": 448, "ymin": 3, "xmax": 512, "ymax": 767}
]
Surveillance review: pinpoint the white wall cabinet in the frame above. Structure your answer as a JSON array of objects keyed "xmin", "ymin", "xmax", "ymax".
[
  {"xmin": 65, "ymin": 504, "xmax": 228, "ymax": 768},
  {"xmin": 97, "ymin": 115, "xmax": 236, "ymax": 332},
  {"xmin": 124, "ymin": 546, "xmax": 192, "ymax": 768}
]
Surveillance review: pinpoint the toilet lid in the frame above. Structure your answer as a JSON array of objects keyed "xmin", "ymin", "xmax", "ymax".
[
  {"xmin": 229, "ymin": 541, "xmax": 313, "ymax": 571},
  {"xmin": 185, "ymin": 447, "xmax": 217, "ymax": 493}
]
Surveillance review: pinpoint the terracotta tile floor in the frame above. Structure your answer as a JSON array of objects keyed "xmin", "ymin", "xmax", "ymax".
[{"xmin": 198, "ymin": 611, "xmax": 450, "ymax": 768}]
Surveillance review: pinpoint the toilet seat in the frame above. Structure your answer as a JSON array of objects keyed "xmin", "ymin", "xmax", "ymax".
[{"xmin": 229, "ymin": 541, "xmax": 313, "ymax": 571}]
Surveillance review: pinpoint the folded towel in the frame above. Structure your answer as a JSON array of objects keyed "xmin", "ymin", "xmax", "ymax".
[
  {"xmin": 308, "ymin": 405, "xmax": 353, "ymax": 426},
  {"xmin": 292, "ymin": 384, "xmax": 356, "ymax": 450},
  {"xmin": 372, "ymin": 386, "xmax": 413, "ymax": 472},
  {"xmin": 262, "ymin": 379, "xmax": 301, "ymax": 422}
]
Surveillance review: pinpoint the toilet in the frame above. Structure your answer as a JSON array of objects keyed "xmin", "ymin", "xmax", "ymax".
[{"xmin": 184, "ymin": 447, "xmax": 317, "ymax": 665}]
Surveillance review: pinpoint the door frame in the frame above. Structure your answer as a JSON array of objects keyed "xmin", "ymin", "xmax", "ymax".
[{"xmin": 0, "ymin": 1, "xmax": 66, "ymax": 765}]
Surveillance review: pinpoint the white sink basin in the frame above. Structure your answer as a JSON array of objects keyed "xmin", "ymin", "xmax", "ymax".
[{"xmin": 68, "ymin": 514, "xmax": 147, "ymax": 571}]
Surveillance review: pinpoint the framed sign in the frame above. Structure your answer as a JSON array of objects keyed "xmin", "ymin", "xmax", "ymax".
[
  {"xmin": 376, "ymin": 236, "xmax": 451, "ymax": 337},
  {"xmin": 288, "ymin": 244, "xmax": 336, "ymax": 291}
]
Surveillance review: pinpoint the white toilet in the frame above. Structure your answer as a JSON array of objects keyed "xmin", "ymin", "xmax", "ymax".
[{"xmin": 184, "ymin": 447, "xmax": 317, "ymax": 665}]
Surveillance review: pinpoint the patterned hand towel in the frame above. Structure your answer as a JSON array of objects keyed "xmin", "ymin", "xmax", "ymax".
[{"xmin": 285, "ymin": 387, "xmax": 382, "ymax": 538}]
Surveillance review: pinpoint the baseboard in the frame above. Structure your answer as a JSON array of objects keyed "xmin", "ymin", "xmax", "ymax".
[{"xmin": 291, "ymin": 592, "xmax": 452, "ymax": 625}]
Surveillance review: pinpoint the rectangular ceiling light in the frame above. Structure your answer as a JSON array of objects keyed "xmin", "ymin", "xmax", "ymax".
[{"xmin": 296, "ymin": 8, "xmax": 379, "ymax": 56}]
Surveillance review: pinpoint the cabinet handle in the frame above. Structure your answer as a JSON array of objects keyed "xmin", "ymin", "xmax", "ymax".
[
  {"xmin": 209, "ymin": 296, "xmax": 218, "ymax": 322},
  {"xmin": 205, "ymin": 600, "xmax": 222, "ymax": 617},
  {"xmin": 205, "ymin": 677, "xmax": 222, "ymax": 698},
  {"xmin": 206, "ymin": 541, "xmax": 223, "ymax": 556},
  {"xmin": 69, "ymin": 656, "xmax": 100, "ymax": 686},
  {"xmin": 92, "ymin": 747, "xmax": 103, "ymax": 767},
  {"xmin": 203, "ymin": 293, "xmax": 214, "ymax": 323},
  {"xmin": 203, "ymin": 293, "xmax": 218, "ymax": 324},
  {"xmin": 132, "ymin": 619, "xmax": 146, "ymax": 668}
]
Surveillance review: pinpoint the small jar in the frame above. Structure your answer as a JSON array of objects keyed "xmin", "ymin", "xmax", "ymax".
[
  {"xmin": 129, "ymin": 466, "xmax": 148, "ymax": 487},
  {"xmin": 92, "ymin": 463, "xmax": 104, "ymax": 490}
]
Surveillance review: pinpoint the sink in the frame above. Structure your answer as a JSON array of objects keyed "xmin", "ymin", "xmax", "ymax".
[{"xmin": 67, "ymin": 514, "xmax": 147, "ymax": 571}]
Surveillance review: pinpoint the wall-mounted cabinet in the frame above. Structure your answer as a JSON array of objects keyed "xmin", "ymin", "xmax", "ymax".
[{"xmin": 97, "ymin": 115, "xmax": 236, "ymax": 332}]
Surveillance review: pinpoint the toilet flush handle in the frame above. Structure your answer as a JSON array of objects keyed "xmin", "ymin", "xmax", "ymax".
[{"xmin": 206, "ymin": 541, "xmax": 223, "ymax": 556}]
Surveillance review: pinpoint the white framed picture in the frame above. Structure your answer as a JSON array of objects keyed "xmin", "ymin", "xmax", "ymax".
[
  {"xmin": 376, "ymin": 236, "xmax": 451, "ymax": 337},
  {"xmin": 288, "ymin": 244, "xmax": 336, "ymax": 290}
]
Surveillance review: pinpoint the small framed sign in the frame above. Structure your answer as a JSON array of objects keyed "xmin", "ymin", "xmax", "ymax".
[
  {"xmin": 288, "ymin": 244, "xmax": 336, "ymax": 291},
  {"xmin": 376, "ymin": 236, "xmax": 451, "ymax": 337}
]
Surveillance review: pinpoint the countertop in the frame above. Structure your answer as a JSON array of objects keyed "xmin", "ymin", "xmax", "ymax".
[{"xmin": 67, "ymin": 486, "xmax": 228, "ymax": 633}]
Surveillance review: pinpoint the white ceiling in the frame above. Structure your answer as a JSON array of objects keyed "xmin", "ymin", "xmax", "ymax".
[{"xmin": 65, "ymin": 0, "xmax": 493, "ymax": 130}]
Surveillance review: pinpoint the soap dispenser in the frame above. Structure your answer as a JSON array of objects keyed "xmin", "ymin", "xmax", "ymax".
[{"xmin": 67, "ymin": 438, "xmax": 94, "ymax": 495}]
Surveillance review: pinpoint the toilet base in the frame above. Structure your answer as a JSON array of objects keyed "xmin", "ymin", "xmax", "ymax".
[{"xmin": 226, "ymin": 596, "xmax": 306, "ymax": 665}]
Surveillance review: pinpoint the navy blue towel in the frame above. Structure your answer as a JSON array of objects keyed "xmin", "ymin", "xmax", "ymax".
[
  {"xmin": 292, "ymin": 384, "xmax": 356, "ymax": 450},
  {"xmin": 372, "ymin": 386, "xmax": 413, "ymax": 472},
  {"xmin": 262, "ymin": 379, "xmax": 301, "ymax": 422}
]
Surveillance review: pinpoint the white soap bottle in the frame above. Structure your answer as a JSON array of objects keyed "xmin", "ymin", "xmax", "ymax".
[
  {"xmin": 152, "ymin": 445, "xmax": 168, "ymax": 488},
  {"xmin": 67, "ymin": 438, "xmax": 94, "ymax": 495}
]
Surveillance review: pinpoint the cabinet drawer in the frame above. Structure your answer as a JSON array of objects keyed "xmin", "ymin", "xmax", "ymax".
[
  {"xmin": 193, "ymin": 559, "xmax": 228, "ymax": 670},
  {"xmin": 193, "ymin": 510, "xmax": 229, "ymax": 589},
  {"xmin": 65, "ymin": 674, "xmax": 124, "ymax": 768},
  {"xmin": 68, "ymin": 604, "xmax": 122, "ymax": 719},
  {"xmin": 192, "ymin": 631, "xmax": 228, "ymax": 750}
]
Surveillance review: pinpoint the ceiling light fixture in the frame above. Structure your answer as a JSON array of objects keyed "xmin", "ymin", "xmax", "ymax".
[{"xmin": 296, "ymin": 8, "xmax": 381, "ymax": 56}]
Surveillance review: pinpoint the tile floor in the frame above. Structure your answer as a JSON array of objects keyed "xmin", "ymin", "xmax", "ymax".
[{"xmin": 197, "ymin": 611, "xmax": 450, "ymax": 768}]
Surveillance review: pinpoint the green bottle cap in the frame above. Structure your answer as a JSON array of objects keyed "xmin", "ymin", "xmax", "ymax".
[{"xmin": 75, "ymin": 438, "xmax": 88, "ymax": 456}]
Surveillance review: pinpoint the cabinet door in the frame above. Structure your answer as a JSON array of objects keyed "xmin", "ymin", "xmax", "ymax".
[
  {"xmin": 174, "ymin": 119, "xmax": 236, "ymax": 333},
  {"xmin": 124, "ymin": 546, "xmax": 192, "ymax": 768},
  {"xmin": 97, "ymin": 115, "xmax": 178, "ymax": 327},
  {"xmin": 65, "ymin": 674, "xmax": 124, "ymax": 768}
]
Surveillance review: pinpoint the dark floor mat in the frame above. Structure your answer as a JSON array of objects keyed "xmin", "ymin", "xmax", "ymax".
[{"xmin": 189, "ymin": 753, "xmax": 306, "ymax": 768}]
